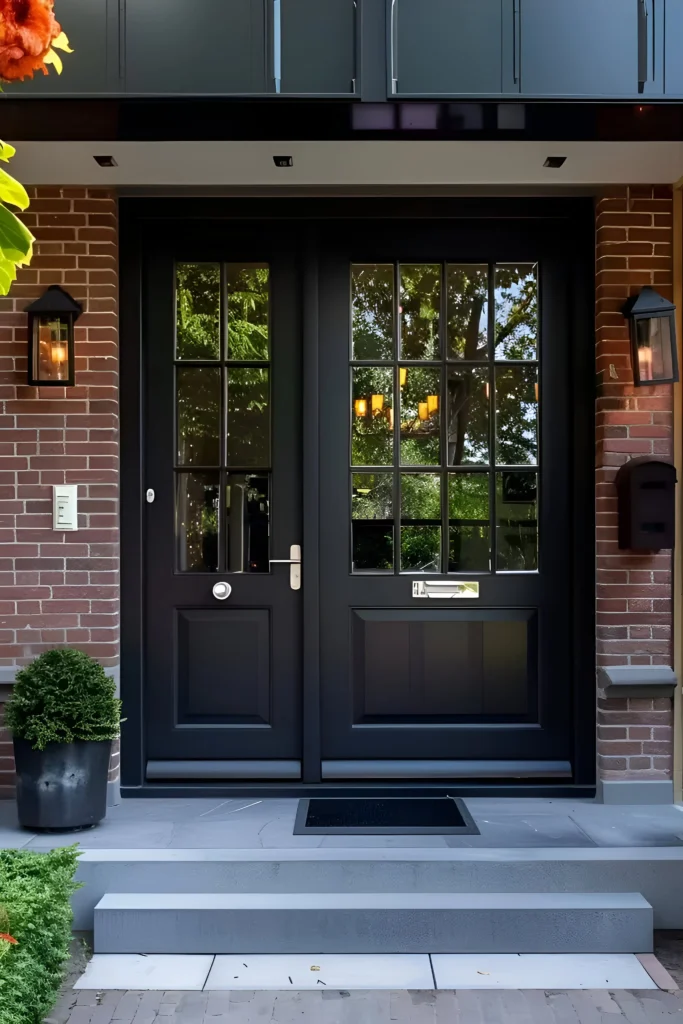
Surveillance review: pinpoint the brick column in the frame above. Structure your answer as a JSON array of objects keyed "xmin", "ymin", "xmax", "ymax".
[
  {"xmin": 0, "ymin": 187, "xmax": 119, "ymax": 798},
  {"xmin": 596, "ymin": 186, "xmax": 674, "ymax": 785}
]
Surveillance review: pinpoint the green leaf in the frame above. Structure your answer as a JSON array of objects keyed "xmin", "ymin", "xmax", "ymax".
[
  {"xmin": 0, "ymin": 141, "xmax": 16, "ymax": 163},
  {"xmin": 0, "ymin": 256, "xmax": 18, "ymax": 296},
  {"xmin": 0, "ymin": 167, "xmax": 29, "ymax": 211},
  {"xmin": 0, "ymin": 203, "xmax": 33, "ymax": 264}
]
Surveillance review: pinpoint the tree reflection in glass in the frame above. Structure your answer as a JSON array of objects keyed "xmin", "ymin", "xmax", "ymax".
[
  {"xmin": 352, "ymin": 264, "xmax": 394, "ymax": 360},
  {"xmin": 496, "ymin": 365, "xmax": 538, "ymax": 466},
  {"xmin": 176, "ymin": 472, "xmax": 219, "ymax": 572},
  {"xmin": 495, "ymin": 264, "xmax": 538, "ymax": 360},
  {"xmin": 400, "ymin": 264, "xmax": 440, "ymax": 360},
  {"xmin": 447, "ymin": 264, "xmax": 488, "ymax": 359},
  {"xmin": 448, "ymin": 473, "xmax": 490, "ymax": 572},
  {"xmin": 174, "ymin": 263, "xmax": 272, "ymax": 574},
  {"xmin": 400, "ymin": 366, "xmax": 440, "ymax": 465},
  {"xmin": 400, "ymin": 473, "xmax": 441, "ymax": 572},
  {"xmin": 227, "ymin": 367, "xmax": 269, "ymax": 466},
  {"xmin": 447, "ymin": 366, "xmax": 489, "ymax": 465},
  {"xmin": 352, "ymin": 366, "xmax": 393, "ymax": 466},
  {"xmin": 227, "ymin": 264, "xmax": 269, "ymax": 360},
  {"xmin": 176, "ymin": 367, "xmax": 221, "ymax": 466},
  {"xmin": 352, "ymin": 473, "xmax": 393, "ymax": 571},
  {"xmin": 496, "ymin": 471, "xmax": 538, "ymax": 571},
  {"xmin": 176, "ymin": 263, "xmax": 220, "ymax": 360}
]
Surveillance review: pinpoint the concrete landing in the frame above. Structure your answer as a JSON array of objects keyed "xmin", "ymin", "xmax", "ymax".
[{"xmin": 3, "ymin": 797, "xmax": 683, "ymax": 851}]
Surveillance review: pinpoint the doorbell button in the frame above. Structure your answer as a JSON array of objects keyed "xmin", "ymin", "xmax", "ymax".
[{"xmin": 212, "ymin": 581, "xmax": 232, "ymax": 600}]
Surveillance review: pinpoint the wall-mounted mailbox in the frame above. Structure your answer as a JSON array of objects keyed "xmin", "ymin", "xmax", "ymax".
[{"xmin": 615, "ymin": 457, "xmax": 676, "ymax": 551}]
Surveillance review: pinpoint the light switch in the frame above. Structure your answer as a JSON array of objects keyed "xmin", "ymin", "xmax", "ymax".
[{"xmin": 53, "ymin": 484, "xmax": 78, "ymax": 531}]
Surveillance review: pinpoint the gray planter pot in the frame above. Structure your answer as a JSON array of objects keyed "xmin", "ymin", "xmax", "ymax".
[{"xmin": 13, "ymin": 737, "xmax": 111, "ymax": 831}]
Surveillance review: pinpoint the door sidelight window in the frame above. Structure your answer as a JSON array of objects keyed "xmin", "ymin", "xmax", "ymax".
[
  {"xmin": 349, "ymin": 262, "xmax": 539, "ymax": 575},
  {"xmin": 174, "ymin": 263, "xmax": 271, "ymax": 573}
]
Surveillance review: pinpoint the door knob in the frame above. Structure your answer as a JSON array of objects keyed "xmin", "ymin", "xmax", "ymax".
[{"xmin": 212, "ymin": 581, "xmax": 232, "ymax": 601}]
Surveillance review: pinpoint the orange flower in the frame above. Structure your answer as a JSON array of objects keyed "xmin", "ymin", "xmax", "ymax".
[
  {"xmin": 0, "ymin": 0, "xmax": 67, "ymax": 82},
  {"xmin": 0, "ymin": 933, "xmax": 17, "ymax": 944}
]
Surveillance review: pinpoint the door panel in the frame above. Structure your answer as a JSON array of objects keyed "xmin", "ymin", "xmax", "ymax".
[
  {"xmin": 124, "ymin": 0, "xmax": 267, "ymax": 94},
  {"xmin": 280, "ymin": 0, "xmax": 357, "ymax": 94},
  {"xmin": 352, "ymin": 609, "xmax": 536, "ymax": 719},
  {"xmin": 318, "ymin": 219, "xmax": 573, "ymax": 768},
  {"xmin": 520, "ymin": 0, "xmax": 663, "ymax": 98},
  {"xmin": 390, "ymin": 0, "xmax": 505, "ymax": 96},
  {"xmin": 143, "ymin": 226, "xmax": 301, "ymax": 773},
  {"xmin": 176, "ymin": 608, "xmax": 271, "ymax": 722}
]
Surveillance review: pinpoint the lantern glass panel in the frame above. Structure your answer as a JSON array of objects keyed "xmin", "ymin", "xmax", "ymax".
[
  {"xmin": 635, "ymin": 315, "xmax": 674, "ymax": 383},
  {"xmin": 32, "ymin": 315, "xmax": 70, "ymax": 383}
]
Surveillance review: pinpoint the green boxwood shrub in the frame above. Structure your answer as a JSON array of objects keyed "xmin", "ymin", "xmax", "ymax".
[
  {"xmin": 5, "ymin": 648, "xmax": 121, "ymax": 750},
  {"xmin": 0, "ymin": 846, "xmax": 80, "ymax": 1024}
]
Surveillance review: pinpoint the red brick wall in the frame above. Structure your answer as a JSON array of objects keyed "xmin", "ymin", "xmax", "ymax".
[
  {"xmin": 0, "ymin": 187, "xmax": 119, "ymax": 797},
  {"xmin": 596, "ymin": 185, "xmax": 674, "ymax": 783}
]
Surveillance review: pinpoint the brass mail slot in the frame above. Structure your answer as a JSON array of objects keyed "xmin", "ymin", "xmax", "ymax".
[{"xmin": 411, "ymin": 580, "xmax": 480, "ymax": 599}]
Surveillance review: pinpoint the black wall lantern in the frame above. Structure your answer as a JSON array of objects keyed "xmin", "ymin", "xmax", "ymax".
[
  {"xmin": 25, "ymin": 285, "xmax": 82, "ymax": 387},
  {"xmin": 623, "ymin": 286, "xmax": 679, "ymax": 386}
]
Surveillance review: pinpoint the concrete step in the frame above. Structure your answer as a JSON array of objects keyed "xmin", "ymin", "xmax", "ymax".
[
  {"xmin": 73, "ymin": 848, "xmax": 683, "ymax": 931},
  {"xmin": 94, "ymin": 891, "xmax": 653, "ymax": 955}
]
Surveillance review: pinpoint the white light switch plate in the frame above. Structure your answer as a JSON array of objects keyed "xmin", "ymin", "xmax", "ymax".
[{"xmin": 53, "ymin": 484, "xmax": 78, "ymax": 531}]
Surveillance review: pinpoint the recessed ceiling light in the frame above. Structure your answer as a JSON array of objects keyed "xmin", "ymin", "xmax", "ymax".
[
  {"xmin": 273, "ymin": 155, "xmax": 293, "ymax": 167},
  {"xmin": 93, "ymin": 155, "xmax": 117, "ymax": 167},
  {"xmin": 543, "ymin": 156, "xmax": 566, "ymax": 168}
]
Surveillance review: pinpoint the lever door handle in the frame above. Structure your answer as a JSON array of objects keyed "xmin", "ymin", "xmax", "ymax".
[{"xmin": 269, "ymin": 545, "xmax": 301, "ymax": 590}]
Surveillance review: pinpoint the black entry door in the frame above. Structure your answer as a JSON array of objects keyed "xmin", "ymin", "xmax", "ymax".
[
  {"xmin": 318, "ymin": 217, "xmax": 581, "ymax": 780},
  {"xmin": 143, "ymin": 223, "xmax": 302, "ymax": 779}
]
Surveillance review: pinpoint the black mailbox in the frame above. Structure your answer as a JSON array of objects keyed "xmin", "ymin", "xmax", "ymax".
[{"xmin": 615, "ymin": 457, "xmax": 677, "ymax": 551}]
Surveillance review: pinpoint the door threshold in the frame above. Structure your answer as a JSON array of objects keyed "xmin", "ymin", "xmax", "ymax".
[{"xmin": 121, "ymin": 782, "xmax": 597, "ymax": 800}]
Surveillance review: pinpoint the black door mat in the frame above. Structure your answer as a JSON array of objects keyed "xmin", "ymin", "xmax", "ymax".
[{"xmin": 293, "ymin": 797, "xmax": 479, "ymax": 835}]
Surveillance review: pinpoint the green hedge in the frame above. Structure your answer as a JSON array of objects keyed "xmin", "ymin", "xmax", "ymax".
[{"xmin": 0, "ymin": 846, "xmax": 80, "ymax": 1024}]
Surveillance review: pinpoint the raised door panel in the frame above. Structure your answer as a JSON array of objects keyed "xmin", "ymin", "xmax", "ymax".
[
  {"xmin": 176, "ymin": 609, "xmax": 270, "ymax": 724},
  {"xmin": 5, "ymin": 0, "xmax": 116, "ymax": 95},
  {"xmin": 280, "ymin": 0, "xmax": 356, "ymax": 94},
  {"xmin": 520, "ymin": 0, "xmax": 663, "ymax": 98},
  {"xmin": 391, "ymin": 0, "xmax": 504, "ymax": 97},
  {"xmin": 124, "ymin": 0, "xmax": 267, "ymax": 95}
]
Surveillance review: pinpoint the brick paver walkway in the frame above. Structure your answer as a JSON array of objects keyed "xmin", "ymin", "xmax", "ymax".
[{"xmin": 49, "ymin": 988, "xmax": 683, "ymax": 1023}]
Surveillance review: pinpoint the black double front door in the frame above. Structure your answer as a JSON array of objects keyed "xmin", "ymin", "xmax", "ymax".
[{"xmin": 140, "ymin": 206, "xmax": 591, "ymax": 785}]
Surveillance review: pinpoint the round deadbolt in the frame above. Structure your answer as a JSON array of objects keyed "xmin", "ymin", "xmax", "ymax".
[{"xmin": 212, "ymin": 581, "xmax": 232, "ymax": 601}]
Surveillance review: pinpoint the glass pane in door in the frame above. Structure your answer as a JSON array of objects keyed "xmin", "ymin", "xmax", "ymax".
[
  {"xmin": 176, "ymin": 263, "xmax": 221, "ymax": 360},
  {"xmin": 349, "ymin": 261, "xmax": 541, "ymax": 575},
  {"xmin": 174, "ymin": 262, "xmax": 272, "ymax": 573},
  {"xmin": 176, "ymin": 472, "xmax": 220, "ymax": 572}
]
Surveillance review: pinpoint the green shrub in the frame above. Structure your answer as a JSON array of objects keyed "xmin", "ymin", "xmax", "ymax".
[
  {"xmin": 5, "ymin": 648, "xmax": 121, "ymax": 750},
  {"xmin": 0, "ymin": 846, "xmax": 80, "ymax": 1024}
]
